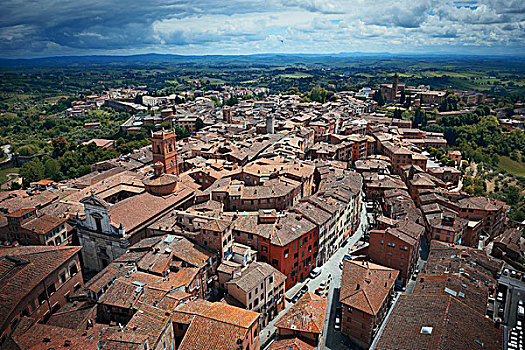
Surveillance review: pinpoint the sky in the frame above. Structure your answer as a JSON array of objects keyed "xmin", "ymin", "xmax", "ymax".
[{"xmin": 0, "ymin": 0, "xmax": 524, "ymax": 58}]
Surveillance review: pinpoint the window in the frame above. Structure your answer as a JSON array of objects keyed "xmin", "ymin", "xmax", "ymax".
[
  {"xmin": 292, "ymin": 244, "xmax": 296, "ymax": 251},
  {"xmin": 380, "ymin": 240, "xmax": 383, "ymax": 245},
  {"xmin": 22, "ymin": 307, "xmax": 29, "ymax": 317},
  {"xmin": 248, "ymin": 292, "xmax": 252, "ymax": 299},
  {"xmin": 302, "ymin": 252, "xmax": 304, "ymax": 258},
  {"xmin": 47, "ymin": 284, "xmax": 56, "ymax": 296},
  {"xmin": 261, "ymin": 245, "xmax": 268, "ymax": 253},
  {"xmin": 248, "ymin": 233, "xmax": 253, "ymax": 240},
  {"xmin": 254, "ymin": 298, "xmax": 259, "ymax": 306},
  {"xmin": 272, "ymin": 259, "xmax": 279, "ymax": 267},
  {"xmin": 70, "ymin": 264, "xmax": 78, "ymax": 276},
  {"xmin": 284, "ymin": 249, "xmax": 289, "ymax": 258},
  {"xmin": 38, "ymin": 291, "xmax": 46, "ymax": 305},
  {"xmin": 294, "ymin": 253, "xmax": 298, "ymax": 259},
  {"xmin": 94, "ymin": 217, "xmax": 102, "ymax": 232},
  {"xmin": 178, "ymin": 324, "xmax": 184, "ymax": 330},
  {"xmin": 59, "ymin": 272, "xmax": 67, "ymax": 284}
]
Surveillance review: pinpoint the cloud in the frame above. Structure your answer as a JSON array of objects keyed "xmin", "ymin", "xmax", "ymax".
[{"xmin": 0, "ymin": 0, "xmax": 523, "ymax": 57}]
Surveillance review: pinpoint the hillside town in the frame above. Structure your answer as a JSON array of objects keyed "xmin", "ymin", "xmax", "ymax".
[{"xmin": 0, "ymin": 74, "xmax": 523, "ymax": 350}]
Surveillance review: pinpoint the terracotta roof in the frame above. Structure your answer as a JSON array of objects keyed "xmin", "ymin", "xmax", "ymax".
[
  {"xmin": 375, "ymin": 295, "xmax": 503, "ymax": 350},
  {"xmin": 275, "ymin": 292, "xmax": 326, "ymax": 334},
  {"xmin": 123, "ymin": 304, "xmax": 171, "ymax": 348},
  {"xmin": 413, "ymin": 273, "xmax": 488, "ymax": 314},
  {"xmin": 227, "ymin": 261, "xmax": 285, "ymax": 293},
  {"xmin": 0, "ymin": 246, "xmax": 81, "ymax": 331},
  {"xmin": 178, "ymin": 314, "xmax": 248, "ymax": 350},
  {"xmin": 458, "ymin": 196, "xmax": 506, "ymax": 211},
  {"xmin": 97, "ymin": 279, "xmax": 143, "ymax": 309},
  {"xmin": 21, "ymin": 213, "xmax": 67, "ymax": 235},
  {"xmin": 109, "ymin": 189, "xmax": 194, "ymax": 233},
  {"xmin": 268, "ymin": 337, "xmax": 315, "ymax": 350},
  {"xmin": 176, "ymin": 300, "xmax": 259, "ymax": 350},
  {"xmin": 340, "ymin": 260, "xmax": 398, "ymax": 315},
  {"xmin": 10, "ymin": 317, "xmax": 106, "ymax": 350}
]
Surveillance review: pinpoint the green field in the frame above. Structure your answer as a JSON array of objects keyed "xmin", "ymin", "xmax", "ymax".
[
  {"xmin": 280, "ymin": 72, "xmax": 313, "ymax": 79},
  {"xmin": 498, "ymin": 156, "xmax": 525, "ymax": 177},
  {"xmin": 0, "ymin": 167, "xmax": 20, "ymax": 184}
]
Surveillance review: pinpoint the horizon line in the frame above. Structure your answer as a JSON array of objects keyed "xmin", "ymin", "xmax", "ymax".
[{"xmin": 2, "ymin": 51, "xmax": 525, "ymax": 61}]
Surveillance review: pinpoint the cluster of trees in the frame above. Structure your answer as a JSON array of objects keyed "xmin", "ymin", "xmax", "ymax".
[
  {"xmin": 463, "ymin": 175, "xmax": 487, "ymax": 196},
  {"xmin": 20, "ymin": 140, "xmax": 119, "ymax": 184},
  {"xmin": 425, "ymin": 147, "xmax": 457, "ymax": 167},
  {"xmin": 303, "ymin": 87, "xmax": 334, "ymax": 104},
  {"xmin": 438, "ymin": 92, "xmax": 462, "ymax": 112},
  {"xmin": 412, "ymin": 108, "xmax": 428, "ymax": 128},
  {"xmin": 492, "ymin": 182, "xmax": 525, "ymax": 222},
  {"xmin": 373, "ymin": 91, "xmax": 385, "ymax": 106},
  {"xmin": 424, "ymin": 107, "xmax": 524, "ymax": 167}
]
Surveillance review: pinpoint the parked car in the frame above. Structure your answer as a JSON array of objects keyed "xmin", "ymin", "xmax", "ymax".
[
  {"xmin": 320, "ymin": 280, "xmax": 327, "ymax": 289},
  {"xmin": 315, "ymin": 288, "xmax": 325, "ymax": 297},
  {"xmin": 394, "ymin": 283, "xmax": 406, "ymax": 292},
  {"xmin": 511, "ymin": 270, "xmax": 517, "ymax": 278},
  {"xmin": 310, "ymin": 267, "xmax": 321, "ymax": 278},
  {"xmin": 498, "ymin": 307, "xmax": 505, "ymax": 317},
  {"xmin": 334, "ymin": 316, "xmax": 341, "ymax": 330},
  {"xmin": 503, "ymin": 268, "xmax": 509, "ymax": 276},
  {"xmin": 301, "ymin": 285, "xmax": 309, "ymax": 293},
  {"xmin": 518, "ymin": 305, "xmax": 525, "ymax": 319},
  {"xmin": 336, "ymin": 306, "xmax": 342, "ymax": 318},
  {"xmin": 497, "ymin": 292, "xmax": 504, "ymax": 302},
  {"xmin": 339, "ymin": 262, "xmax": 343, "ymax": 270}
]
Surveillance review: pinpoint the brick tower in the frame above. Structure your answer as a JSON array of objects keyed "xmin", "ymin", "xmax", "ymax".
[
  {"xmin": 392, "ymin": 73, "xmax": 399, "ymax": 101},
  {"xmin": 151, "ymin": 130, "xmax": 178, "ymax": 177}
]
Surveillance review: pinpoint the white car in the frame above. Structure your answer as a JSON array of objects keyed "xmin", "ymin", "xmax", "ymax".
[
  {"xmin": 334, "ymin": 317, "xmax": 341, "ymax": 330},
  {"xmin": 310, "ymin": 267, "xmax": 321, "ymax": 278},
  {"xmin": 497, "ymin": 292, "xmax": 504, "ymax": 302},
  {"xmin": 320, "ymin": 280, "xmax": 327, "ymax": 289}
]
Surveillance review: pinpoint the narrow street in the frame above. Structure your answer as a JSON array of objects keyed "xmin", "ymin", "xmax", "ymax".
[{"xmin": 261, "ymin": 200, "xmax": 370, "ymax": 349}]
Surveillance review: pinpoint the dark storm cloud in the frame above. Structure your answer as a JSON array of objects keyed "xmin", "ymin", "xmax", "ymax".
[{"xmin": 0, "ymin": 0, "xmax": 523, "ymax": 57}]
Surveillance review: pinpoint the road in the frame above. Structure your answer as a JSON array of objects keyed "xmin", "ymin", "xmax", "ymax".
[
  {"xmin": 261, "ymin": 199, "xmax": 369, "ymax": 349},
  {"xmin": 498, "ymin": 274, "xmax": 525, "ymax": 328}
]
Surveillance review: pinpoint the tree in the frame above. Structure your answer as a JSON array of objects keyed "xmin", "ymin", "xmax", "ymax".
[
  {"xmin": 52, "ymin": 137, "xmax": 69, "ymax": 158},
  {"xmin": 20, "ymin": 158, "xmax": 45, "ymax": 184},
  {"xmin": 195, "ymin": 117, "xmax": 204, "ymax": 131},
  {"xmin": 438, "ymin": 92, "xmax": 461, "ymax": 112},
  {"xmin": 373, "ymin": 91, "xmax": 385, "ymax": 106},
  {"xmin": 309, "ymin": 87, "xmax": 329, "ymax": 103},
  {"xmin": 225, "ymin": 96, "xmax": 239, "ymax": 106},
  {"xmin": 44, "ymin": 158, "xmax": 63, "ymax": 181},
  {"xmin": 404, "ymin": 95, "xmax": 412, "ymax": 108}
]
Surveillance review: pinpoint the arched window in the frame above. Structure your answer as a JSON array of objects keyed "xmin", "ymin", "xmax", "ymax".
[
  {"xmin": 168, "ymin": 144, "xmax": 172, "ymax": 152},
  {"xmin": 70, "ymin": 264, "xmax": 78, "ymax": 276}
]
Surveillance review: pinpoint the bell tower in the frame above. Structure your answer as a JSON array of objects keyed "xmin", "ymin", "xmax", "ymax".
[
  {"xmin": 151, "ymin": 129, "xmax": 178, "ymax": 177},
  {"xmin": 392, "ymin": 73, "xmax": 399, "ymax": 101}
]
